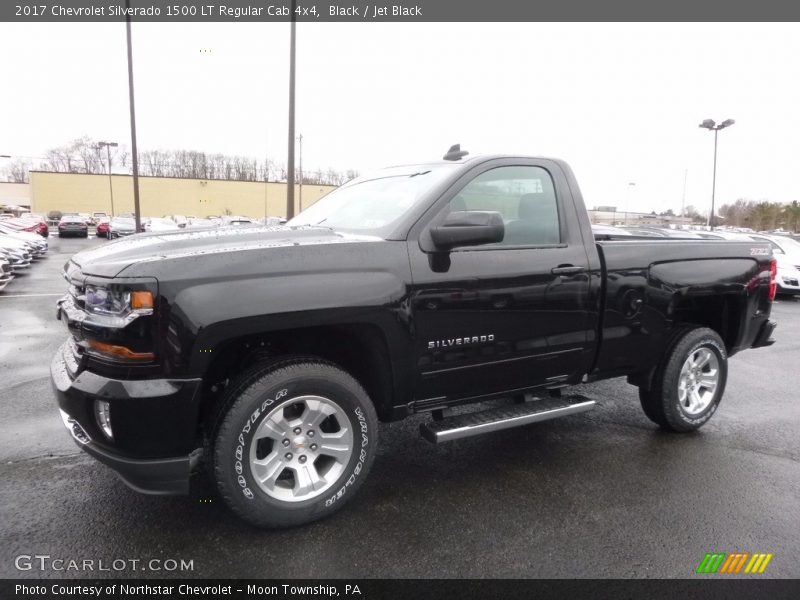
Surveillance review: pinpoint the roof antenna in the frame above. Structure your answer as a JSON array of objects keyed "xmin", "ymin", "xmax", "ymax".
[{"xmin": 443, "ymin": 144, "xmax": 469, "ymax": 161}]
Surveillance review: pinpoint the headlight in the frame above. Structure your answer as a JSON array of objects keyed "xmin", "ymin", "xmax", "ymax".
[{"xmin": 84, "ymin": 285, "xmax": 154, "ymax": 317}]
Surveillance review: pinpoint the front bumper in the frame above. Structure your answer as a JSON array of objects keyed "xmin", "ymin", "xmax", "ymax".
[{"xmin": 51, "ymin": 339, "xmax": 203, "ymax": 495}]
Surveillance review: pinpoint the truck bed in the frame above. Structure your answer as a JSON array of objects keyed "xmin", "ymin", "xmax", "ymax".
[{"xmin": 592, "ymin": 239, "xmax": 774, "ymax": 379}]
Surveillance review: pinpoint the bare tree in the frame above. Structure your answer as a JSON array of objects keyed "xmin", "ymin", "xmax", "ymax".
[
  {"xmin": 3, "ymin": 159, "xmax": 31, "ymax": 183},
  {"xmin": 37, "ymin": 137, "xmax": 355, "ymax": 186}
]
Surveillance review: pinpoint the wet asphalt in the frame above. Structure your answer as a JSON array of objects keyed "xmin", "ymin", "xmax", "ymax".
[{"xmin": 0, "ymin": 235, "xmax": 798, "ymax": 580}]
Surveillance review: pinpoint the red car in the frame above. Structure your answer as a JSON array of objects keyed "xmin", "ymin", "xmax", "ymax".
[
  {"xmin": 96, "ymin": 218, "xmax": 111, "ymax": 239},
  {"xmin": 6, "ymin": 217, "xmax": 49, "ymax": 238}
]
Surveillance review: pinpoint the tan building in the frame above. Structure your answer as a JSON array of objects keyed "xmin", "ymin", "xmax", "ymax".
[
  {"xmin": 0, "ymin": 182, "xmax": 32, "ymax": 212},
  {"xmin": 29, "ymin": 171, "xmax": 335, "ymax": 219}
]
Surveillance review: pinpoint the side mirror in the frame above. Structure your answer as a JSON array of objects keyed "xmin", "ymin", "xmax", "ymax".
[{"xmin": 430, "ymin": 210, "xmax": 504, "ymax": 251}]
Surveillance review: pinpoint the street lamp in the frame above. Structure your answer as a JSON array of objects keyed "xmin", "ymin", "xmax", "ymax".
[
  {"xmin": 297, "ymin": 133, "xmax": 303, "ymax": 212},
  {"xmin": 96, "ymin": 141, "xmax": 118, "ymax": 216},
  {"xmin": 286, "ymin": 0, "xmax": 298, "ymax": 220},
  {"xmin": 698, "ymin": 118, "xmax": 735, "ymax": 230}
]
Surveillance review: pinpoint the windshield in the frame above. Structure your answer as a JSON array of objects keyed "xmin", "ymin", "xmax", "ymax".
[{"xmin": 287, "ymin": 164, "xmax": 457, "ymax": 234}]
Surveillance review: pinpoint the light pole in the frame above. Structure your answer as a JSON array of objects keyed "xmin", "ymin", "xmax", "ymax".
[
  {"xmin": 698, "ymin": 118, "xmax": 735, "ymax": 230},
  {"xmin": 286, "ymin": 0, "xmax": 297, "ymax": 220},
  {"xmin": 126, "ymin": 0, "xmax": 142, "ymax": 232},
  {"xmin": 97, "ymin": 141, "xmax": 118, "ymax": 216},
  {"xmin": 297, "ymin": 133, "xmax": 303, "ymax": 212}
]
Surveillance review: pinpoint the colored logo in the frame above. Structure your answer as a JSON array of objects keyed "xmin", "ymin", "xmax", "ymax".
[{"xmin": 696, "ymin": 552, "xmax": 773, "ymax": 574}]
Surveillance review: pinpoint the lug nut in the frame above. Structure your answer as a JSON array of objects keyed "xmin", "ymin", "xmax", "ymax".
[
  {"xmin": 293, "ymin": 427, "xmax": 302, "ymax": 435},
  {"xmin": 284, "ymin": 453, "xmax": 293, "ymax": 460},
  {"xmin": 310, "ymin": 444, "xmax": 317, "ymax": 451},
  {"xmin": 307, "ymin": 430, "xmax": 315, "ymax": 438},
  {"xmin": 299, "ymin": 456, "xmax": 307, "ymax": 464},
  {"xmin": 282, "ymin": 439, "xmax": 290, "ymax": 447}
]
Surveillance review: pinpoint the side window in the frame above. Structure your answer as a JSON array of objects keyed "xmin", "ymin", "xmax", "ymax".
[{"xmin": 448, "ymin": 166, "xmax": 560, "ymax": 246}]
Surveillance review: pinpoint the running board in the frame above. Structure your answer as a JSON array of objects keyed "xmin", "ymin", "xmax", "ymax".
[{"xmin": 420, "ymin": 395, "xmax": 595, "ymax": 444}]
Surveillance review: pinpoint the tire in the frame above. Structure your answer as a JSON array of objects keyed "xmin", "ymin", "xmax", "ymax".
[
  {"xmin": 639, "ymin": 327, "xmax": 728, "ymax": 432},
  {"xmin": 211, "ymin": 357, "xmax": 378, "ymax": 528}
]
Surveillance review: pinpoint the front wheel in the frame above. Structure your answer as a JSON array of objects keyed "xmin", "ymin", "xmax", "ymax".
[
  {"xmin": 639, "ymin": 327, "xmax": 728, "ymax": 432},
  {"xmin": 211, "ymin": 358, "xmax": 378, "ymax": 528}
]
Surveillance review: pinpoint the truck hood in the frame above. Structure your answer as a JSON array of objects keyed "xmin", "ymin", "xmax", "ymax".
[{"xmin": 71, "ymin": 225, "xmax": 382, "ymax": 278}]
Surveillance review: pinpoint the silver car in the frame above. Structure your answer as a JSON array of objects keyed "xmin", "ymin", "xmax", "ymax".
[{"xmin": 109, "ymin": 217, "xmax": 137, "ymax": 238}]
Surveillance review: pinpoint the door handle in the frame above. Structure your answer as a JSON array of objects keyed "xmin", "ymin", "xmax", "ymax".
[{"xmin": 551, "ymin": 265, "xmax": 587, "ymax": 276}]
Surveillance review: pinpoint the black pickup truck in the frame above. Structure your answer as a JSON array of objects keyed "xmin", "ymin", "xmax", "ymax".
[{"xmin": 52, "ymin": 149, "xmax": 778, "ymax": 527}]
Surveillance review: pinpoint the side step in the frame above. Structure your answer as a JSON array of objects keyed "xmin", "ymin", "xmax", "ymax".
[{"xmin": 420, "ymin": 395, "xmax": 595, "ymax": 444}]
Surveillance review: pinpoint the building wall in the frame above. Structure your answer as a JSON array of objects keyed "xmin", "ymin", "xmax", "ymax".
[
  {"xmin": 0, "ymin": 182, "xmax": 32, "ymax": 207},
  {"xmin": 29, "ymin": 171, "xmax": 334, "ymax": 218}
]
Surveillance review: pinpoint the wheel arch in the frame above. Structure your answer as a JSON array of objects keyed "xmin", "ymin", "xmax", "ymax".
[{"xmin": 198, "ymin": 322, "xmax": 398, "ymax": 431}]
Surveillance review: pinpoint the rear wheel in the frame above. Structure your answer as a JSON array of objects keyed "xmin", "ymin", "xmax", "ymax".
[
  {"xmin": 211, "ymin": 358, "xmax": 378, "ymax": 528},
  {"xmin": 639, "ymin": 327, "xmax": 727, "ymax": 432}
]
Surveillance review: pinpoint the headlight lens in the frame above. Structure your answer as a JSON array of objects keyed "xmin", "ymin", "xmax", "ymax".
[
  {"xmin": 85, "ymin": 286, "xmax": 130, "ymax": 316},
  {"xmin": 84, "ymin": 286, "xmax": 153, "ymax": 317}
]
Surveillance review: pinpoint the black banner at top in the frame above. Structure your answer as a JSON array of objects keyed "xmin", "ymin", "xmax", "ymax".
[{"xmin": 3, "ymin": 0, "xmax": 800, "ymax": 22}]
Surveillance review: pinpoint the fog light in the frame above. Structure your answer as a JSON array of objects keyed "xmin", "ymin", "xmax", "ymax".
[{"xmin": 94, "ymin": 400, "xmax": 113, "ymax": 440}]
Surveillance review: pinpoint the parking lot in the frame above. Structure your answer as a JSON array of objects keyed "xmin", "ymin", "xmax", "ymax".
[{"xmin": 1, "ymin": 234, "xmax": 798, "ymax": 579}]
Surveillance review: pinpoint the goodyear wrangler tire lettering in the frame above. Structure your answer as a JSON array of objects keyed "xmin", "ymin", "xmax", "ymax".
[{"xmin": 212, "ymin": 359, "xmax": 378, "ymax": 528}]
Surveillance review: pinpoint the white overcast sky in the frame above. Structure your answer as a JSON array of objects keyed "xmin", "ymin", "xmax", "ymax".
[{"xmin": 1, "ymin": 22, "xmax": 799, "ymax": 214}]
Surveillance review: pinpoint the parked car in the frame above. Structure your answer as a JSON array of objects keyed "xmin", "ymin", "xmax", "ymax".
[
  {"xmin": 58, "ymin": 215, "xmax": 89, "ymax": 238},
  {"xmin": 0, "ymin": 223, "xmax": 48, "ymax": 256},
  {"xmin": 221, "ymin": 215, "xmax": 257, "ymax": 227},
  {"xmin": 91, "ymin": 212, "xmax": 109, "ymax": 225},
  {"xmin": 144, "ymin": 217, "xmax": 180, "ymax": 233},
  {"xmin": 108, "ymin": 216, "xmax": 137, "ymax": 238},
  {"xmin": 0, "ymin": 230, "xmax": 41, "ymax": 257},
  {"xmin": 591, "ymin": 224, "xmax": 633, "ymax": 239},
  {"xmin": 52, "ymin": 150, "xmax": 778, "ymax": 528},
  {"xmin": 95, "ymin": 218, "xmax": 111, "ymax": 239},
  {"xmin": 187, "ymin": 218, "xmax": 219, "ymax": 229},
  {"xmin": 747, "ymin": 234, "xmax": 800, "ymax": 296},
  {"xmin": 0, "ymin": 244, "xmax": 32, "ymax": 273},
  {"xmin": 620, "ymin": 226, "xmax": 705, "ymax": 239},
  {"xmin": 0, "ymin": 256, "xmax": 13, "ymax": 291},
  {"xmin": 169, "ymin": 215, "xmax": 189, "ymax": 229},
  {"xmin": 4, "ymin": 216, "xmax": 49, "ymax": 237},
  {"xmin": 259, "ymin": 216, "xmax": 288, "ymax": 227}
]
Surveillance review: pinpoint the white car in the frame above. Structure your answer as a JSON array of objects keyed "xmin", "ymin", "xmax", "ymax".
[
  {"xmin": 168, "ymin": 215, "xmax": 188, "ymax": 228},
  {"xmin": 144, "ymin": 217, "xmax": 180, "ymax": 233},
  {"xmin": 0, "ymin": 223, "xmax": 48, "ymax": 254},
  {"xmin": 0, "ymin": 256, "xmax": 13, "ymax": 292},
  {"xmin": 748, "ymin": 234, "xmax": 800, "ymax": 296}
]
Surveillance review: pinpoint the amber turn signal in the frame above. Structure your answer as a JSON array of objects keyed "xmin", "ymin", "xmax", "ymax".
[
  {"xmin": 87, "ymin": 340, "xmax": 155, "ymax": 361},
  {"xmin": 131, "ymin": 291, "xmax": 154, "ymax": 310}
]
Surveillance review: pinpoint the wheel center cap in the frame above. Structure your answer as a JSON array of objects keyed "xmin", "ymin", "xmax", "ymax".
[{"xmin": 292, "ymin": 435, "xmax": 308, "ymax": 450}]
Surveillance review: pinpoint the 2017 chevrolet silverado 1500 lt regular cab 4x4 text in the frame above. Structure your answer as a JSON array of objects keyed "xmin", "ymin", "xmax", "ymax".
[{"xmin": 52, "ymin": 147, "xmax": 778, "ymax": 527}]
